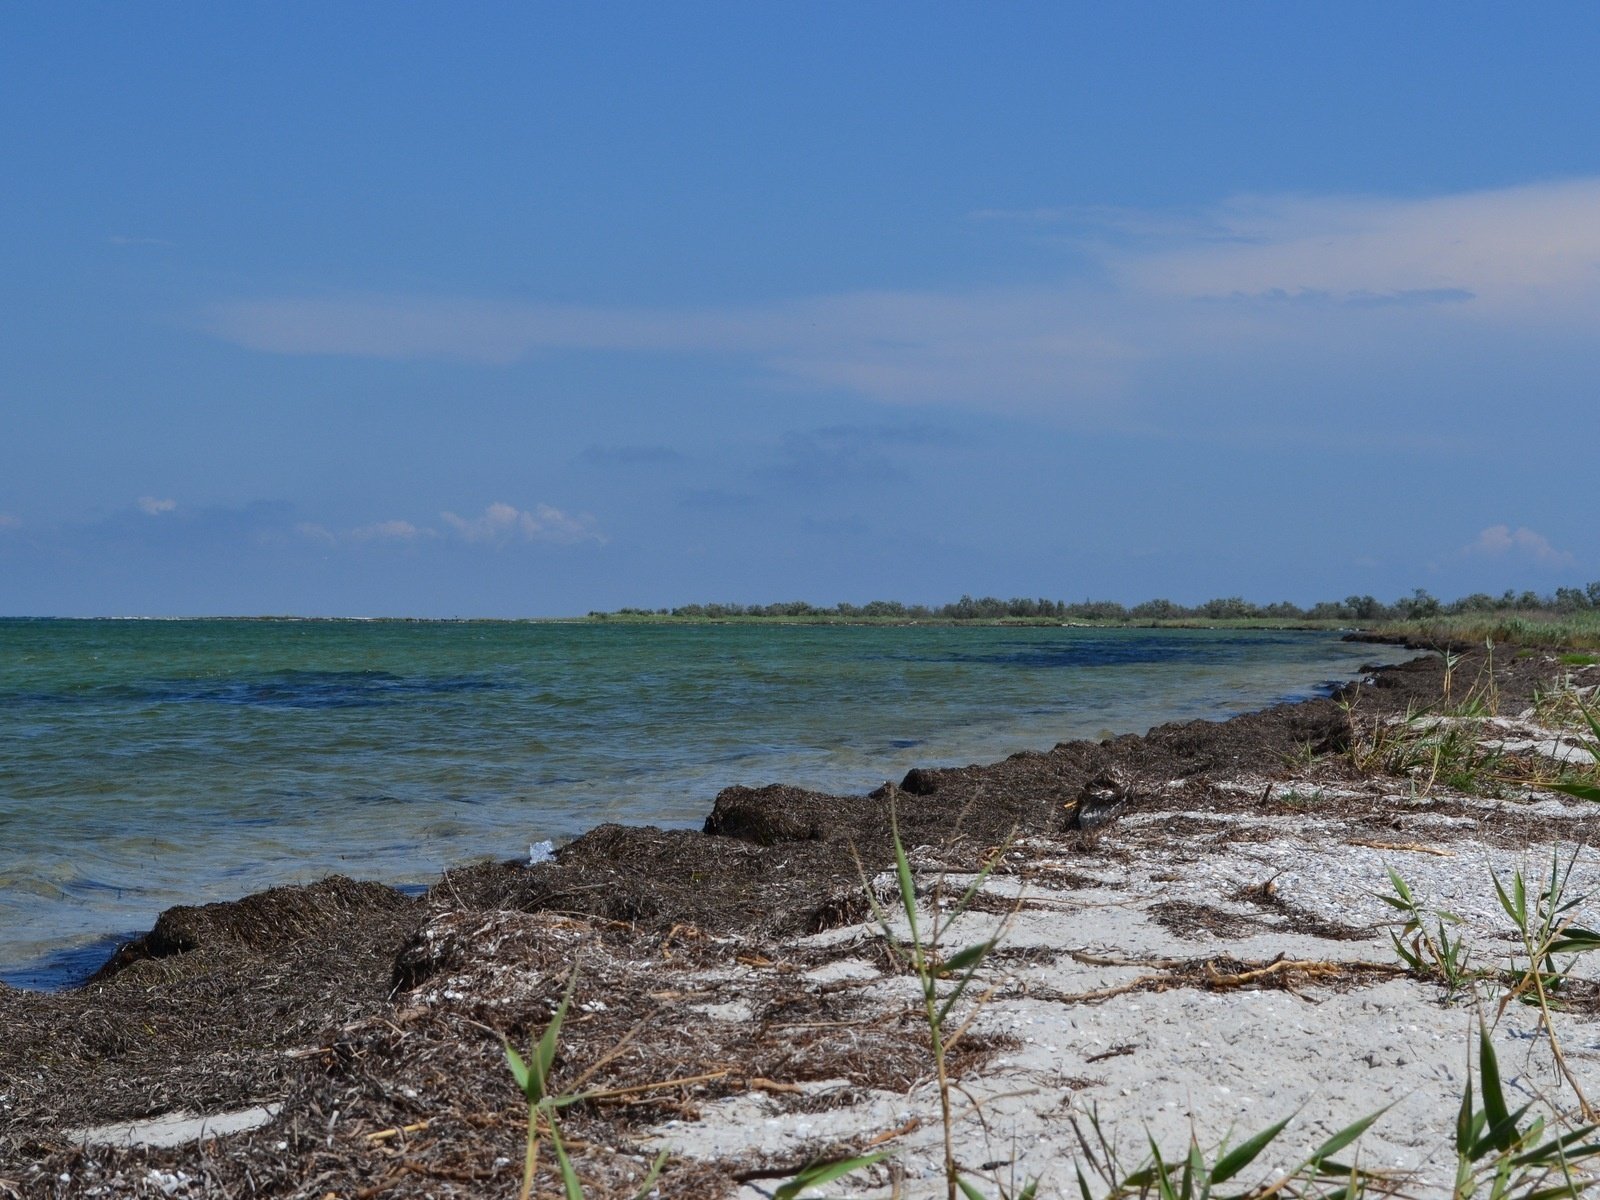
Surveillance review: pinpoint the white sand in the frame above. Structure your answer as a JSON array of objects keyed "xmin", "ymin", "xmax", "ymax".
[{"xmin": 648, "ymin": 778, "xmax": 1600, "ymax": 1197}]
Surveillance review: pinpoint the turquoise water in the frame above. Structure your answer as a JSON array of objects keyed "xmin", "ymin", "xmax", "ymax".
[{"xmin": 0, "ymin": 619, "xmax": 1412, "ymax": 980}]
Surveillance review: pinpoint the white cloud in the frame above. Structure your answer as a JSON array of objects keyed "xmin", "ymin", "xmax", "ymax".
[
  {"xmin": 351, "ymin": 519, "xmax": 428, "ymax": 541},
  {"xmin": 198, "ymin": 178, "xmax": 1600, "ymax": 421},
  {"xmin": 0, "ymin": 513, "xmax": 21, "ymax": 530},
  {"xmin": 1463, "ymin": 524, "xmax": 1574, "ymax": 567},
  {"xmin": 441, "ymin": 502, "xmax": 604, "ymax": 546},
  {"xmin": 138, "ymin": 496, "xmax": 177, "ymax": 516}
]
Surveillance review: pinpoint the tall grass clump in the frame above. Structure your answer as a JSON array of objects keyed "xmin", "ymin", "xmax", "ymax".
[
  {"xmin": 1070, "ymin": 1102, "xmax": 1383, "ymax": 1200},
  {"xmin": 1490, "ymin": 853, "xmax": 1600, "ymax": 1120},
  {"xmin": 1548, "ymin": 693, "xmax": 1600, "ymax": 806},
  {"xmin": 1449, "ymin": 1023, "xmax": 1600, "ymax": 1199},
  {"xmin": 1341, "ymin": 641, "xmax": 1600, "ymax": 798},
  {"xmin": 1377, "ymin": 846, "xmax": 1600, "ymax": 1124},
  {"xmin": 1377, "ymin": 612, "xmax": 1600, "ymax": 651},
  {"xmin": 502, "ymin": 970, "xmax": 879, "ymax": 1199},
  {"xmin": 863, "ymin": 811, "xmax": 1030, "ymax": 1200},
  {"xmin": 503, "ymin": 971, "xmax": 667, "ymax": 1200}
]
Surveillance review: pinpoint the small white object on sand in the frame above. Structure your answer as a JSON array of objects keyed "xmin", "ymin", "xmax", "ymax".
[{"xmin": 69, "ymin": 1104, "xmax": 280, "ymax": 1149}]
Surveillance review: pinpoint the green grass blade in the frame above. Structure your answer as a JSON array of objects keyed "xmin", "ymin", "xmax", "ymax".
[
  {"xmin": 1492, "ymin": 871, "xmax": 1525, "ymax": 927},
  {"xmin": 1147, "ymin": 1139, "xmax": 1178, "ymax": 1200},
  {"xmin": 772, "ymin": 1153, "xmax": 890, "ymax": 1200},
  {"xmin": 504, "ymin": 1040, "xmax": 533, "ymax": 1100},
  {"xmin": 533, "ymin": 970, "xmax": 579, "ymax": 1100},
  {"xmin": 548, "ymin": 1115, "xmax": 585, "ymax": 1200},
  {"xmin": 1211, "ymin": 1117, "xmax": 1292, "ymax": 1184},
  {"xmin": 1456, "ymin": 1057, "xmax": 1476, "ymax": 1156},
  {"xmin": 629, "ymin": 1149, "xmax": 671, "ymax": 1199},
  {"xmin": 957, "ymin": 1178, "xmax": 989, "ymax": 1200},
  {"xmin": 1549, "ymin": 928, "xmax": 1600, "ymax": 954},
  {"xmin": 1516, "ymin": 1186, "xmax": 1581, "ymax": 1200},
  {"xmin": 1307, "ymin": 1107, "xmax": 1388, "ymax": 1166},
  {"xmin": 1386, "ymin": 867, "xmax": 1414, "ymax": 905},
  {"xmin": 889, "ymin": 818, "xmax": 922, "ymax": 965},
  {"xmin": 1478, "ymin": 1025, "xmax": 1512, "ymax": 1150},
  {"xmin": 944, "ymin": 843, "xmax": 1009, "ymax": 922},
  {"xmin": 1182, "ymin": 1140, "xmax": 1202, "ymax": 1200},
  {"xmin": 935, "ymin": 940, "xmax": 1001, "ymax": 1025},
  {"xmin": 1473, "ymin": 1107, "xmax": 1534, "ymax": 1161},
  {"xmin": 1389, "ymin": 932, "xmax": 1421, "ymax": 970},
  {"xmin": 936, "ymin": 970, "xmax": 984, "ymax": 1027},
  {"xmin": 1577, "ymin": 698, "xmax": 1600, "ymax": 745},
  {"xmin": 942, "ymin": 940, "xmax": 997, "ymax": 976},
  {"xmin": 1552, "ymin": 782, "xmax": 1600, "ymax": 804},
  {"xmin": 1510, "ymin": 1126, "xmax": 1600, "ymax": 1167}
]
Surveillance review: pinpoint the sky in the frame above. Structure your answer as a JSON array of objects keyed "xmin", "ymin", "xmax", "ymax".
[{"xmin": 4, "ymin": 4, "xmax": 1600, "ymax": 617}]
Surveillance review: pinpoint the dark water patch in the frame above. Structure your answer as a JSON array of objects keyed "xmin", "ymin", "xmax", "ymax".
[
  {"xmin": 2, "ymin": 670, "xmax": 506, "ymax": 711},
  {"xmin": 888, "ymin": 632, "xmax": 1300, "ymax": 670},
  {"xmin": 66, "ymin": 877, "xmax": 148, "ymax": 899},
  {"xmin": 1270, "ymin": 679, "xmax": 1352, "ymax": 704},
  {"xmin": 344, "ymin": 792, "xmax": 410, "ymax": 807},
  {"xmin": 1, "ymin": 932, "xmax": 136, "ymax": 991}
]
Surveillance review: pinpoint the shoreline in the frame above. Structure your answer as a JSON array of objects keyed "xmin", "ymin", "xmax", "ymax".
[
  {"xmin": 0, "ymin": 628, "xmax": 1406, "ymax": 985},
  {"xmin": 6, "ymin": 642, "xmax": 1600, "ymax": 1196}
]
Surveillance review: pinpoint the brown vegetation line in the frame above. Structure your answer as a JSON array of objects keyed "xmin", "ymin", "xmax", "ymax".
[{"xmin": 0, "ymin": 642, "xmax": 1538, "ymax": 1196}]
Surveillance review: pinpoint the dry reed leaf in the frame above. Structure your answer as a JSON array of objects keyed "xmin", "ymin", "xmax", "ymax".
[{"xmin": 1346, "ymin": 838, "xmax": 1455, "ymax": 857}]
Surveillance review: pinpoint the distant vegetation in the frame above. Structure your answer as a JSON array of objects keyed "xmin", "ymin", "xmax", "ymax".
[{"xmin": 591, "ymin": 582, "xmax": 1600, "ymax": 627}]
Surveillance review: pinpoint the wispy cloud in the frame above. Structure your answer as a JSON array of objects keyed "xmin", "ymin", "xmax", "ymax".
[
  {"xmin": 352, "ymin": 519, "xmax": 429, "ymax": 541},
  {"xmin": 1463, "ymin": 524, "xmax": 1575, "ymax": 568},
  {"xmin": 1102, "ymin": 181, "xmax": 1600, "ymax": 316},
  {"xmin": 297, "ymin": 519, "xmax": 435, "ymax": 546},
  {"xmin": 295, "ymin": 522, "xmax": 339, "ymax": 546},
  {"xmin": 440, "ymin": 502, "xmax": 604, "ymax": 545},
  {"xmin": 199, "ymin": 178, "xmax": 1600, "ymax": 422},
  {"xmin": 137, "ymin": 496, "xmax": 177, "ymax": 516}
]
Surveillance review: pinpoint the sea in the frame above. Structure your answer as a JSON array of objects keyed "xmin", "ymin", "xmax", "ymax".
[{"xmin": 0, "ymin": 619, "xmax": 1417, "ymax": 987}]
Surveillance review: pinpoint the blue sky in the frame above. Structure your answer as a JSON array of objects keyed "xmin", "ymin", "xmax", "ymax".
[{"xmin": 4, "ymin": 4, "xmax": 1600, "ymax": 616}]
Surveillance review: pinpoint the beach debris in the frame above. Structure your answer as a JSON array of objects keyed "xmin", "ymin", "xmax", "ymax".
[
  {"xmin": 702, "ymin": 782, "xmax": 865, "ymax": 844},
  {"xmin": 527, "ymin": 840, "xmax": 555, "ymax": 865}
]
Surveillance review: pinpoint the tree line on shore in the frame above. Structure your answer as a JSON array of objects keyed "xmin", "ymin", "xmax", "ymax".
[{"xmin": 595, "ymin": 582, "xmax": 1600, "ymax": 622}]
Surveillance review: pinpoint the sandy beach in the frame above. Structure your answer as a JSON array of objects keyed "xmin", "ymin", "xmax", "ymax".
[{"xmin": 5, "ymin": 643, "xmax": 1600, "ymax": 1197}]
